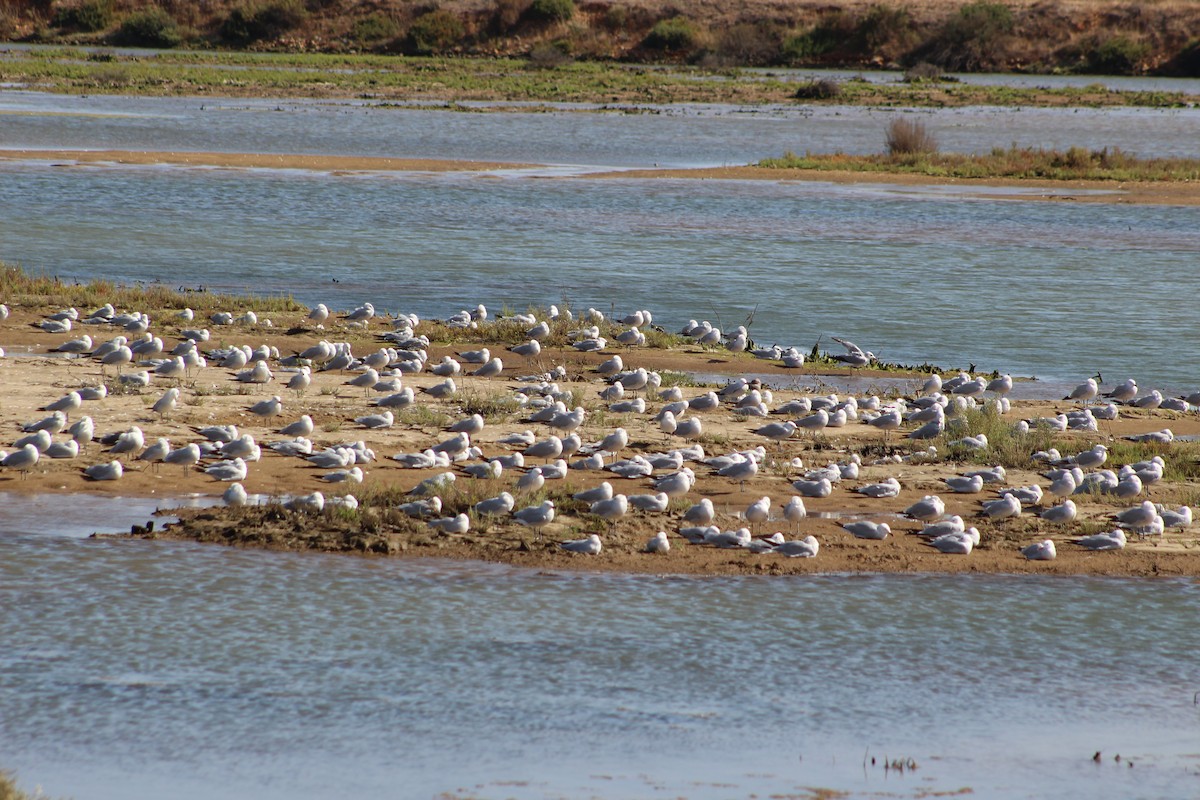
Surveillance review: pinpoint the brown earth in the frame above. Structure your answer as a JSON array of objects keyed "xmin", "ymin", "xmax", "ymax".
[
  {"xmin": 2, "ymin": 300, "xmax": 1199, "ymax": 579},
  {"xmin": 3, "ymin": 150, "xmax": 1199, "ymax": 207},
  {"xmin": 5, "ymin": 0, "xmax": 1200, "ymax": 77}
]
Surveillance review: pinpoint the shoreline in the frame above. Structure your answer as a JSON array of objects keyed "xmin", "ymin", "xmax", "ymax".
[
  {"xmin": 1, "ymin": 295, "xmax": 1198, "ymax": 580},
  {"xmin": 2, "ymin": 148, "xmax": 1199, "ymax": 205}
]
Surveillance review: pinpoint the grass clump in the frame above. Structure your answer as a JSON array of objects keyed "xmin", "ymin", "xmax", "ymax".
[
  {"xmin": 936, "ymin": 408, "xmax": 1056, "ymax": 468},
  {"xmin": 903, "ymin": 61, "xmax": 953, "ymax": 83},
  {"xmin": 885, "ymin": 117, "xmax": 937, "ymax": 156},
  {"xmin": 457, "ymin": 391, "xmax": 523, "ymax": 420},
  {"xmin": 396, "ymin": 405, "xmax": 451, "ymax": 429}
]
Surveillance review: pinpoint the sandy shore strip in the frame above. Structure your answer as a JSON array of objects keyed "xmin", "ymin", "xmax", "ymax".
[
  {"xmin": 2, "ymin": 295, "xmax": 1199, "ymax": 579},
  {"xmin": 0, "ymin": 149, "xmax": 536, "ymax": 174},
  {"xmin": 2, "ymin": 149, "xmax": 1199, "ymax": 205}
]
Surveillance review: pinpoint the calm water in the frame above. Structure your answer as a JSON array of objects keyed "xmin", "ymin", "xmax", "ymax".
[
  {"xmin": 3, "ymin": 92, "xmax": 1200, "ymax": 798},
  {"xmin": 1, "ymin": 155, "xmax": 1198, "ymax": 391},
  {"xmin": 1, "ymin": 496, "xmax": 1198, "ymax": 800},
  {"xmin": 4, "ymin": 90, "xmax": 1200, "ymax": 164}
]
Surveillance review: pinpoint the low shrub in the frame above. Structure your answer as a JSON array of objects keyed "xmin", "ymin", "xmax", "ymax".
[
  {"xmin": 885, "ymin": 117, "xmax": 937, "ymax": 155},
  {"xmin": 1081, "ymin": 35, "xmax": 1149, "ymax": 75},
  {"xmin": 524, "ymin": 0, "xmax": 574, "ymax": 24},
  {"xmin": 350, "ymin": 12, "xmax": 400, "ymax": 46},
  {"xmin": 220, "ymin": 0, "xmax": 307, "ymax": 44},
  {"xmin": 642, "ymin": 16, "xmax": 698, "ymax": 53},
  {"xmin": 903, "ymin": 61, "xmax": 947, "ymax": 82},
  {"xmin": 793, "ymin": 78, "xmax": 842, "ymax": 100},
  {"xmin": 710, "ymin": 21, "xmax": 783, "ymax": 67},
  {"xmin": 1162, "ymin": 38, "xmax": 1200, "ymax": 77},
  {"xmin": 526, "ymin": 41, "xmax": 573, "ymax": 68},
  {"xmin": 601, "ymin": 5, "xmax": 626, "ymax": 31},
  {"xmin": 908, "ymin": 0, "xmax": 1014, "ymax": 72},
  {"xmin": 490, "ymin": 0, "xmax": 530, "ymax": 33},
  {"xmin": 114, "ymin": 8, "xmax": 182, "ymax": 48},
  {"xmin": 53, "ymin": 0, "xmax": 112, "ymax": 32},
  {"xmin": 856, "ymin": 3, "xmax": 914, "ymax": 53},
  {"xmin": 405, "ymin": 10, "xmax": 465, "ymax": 55},
  {"xmin": 782, "ymin": 13, "xmax": 854, "ymax": 63}
]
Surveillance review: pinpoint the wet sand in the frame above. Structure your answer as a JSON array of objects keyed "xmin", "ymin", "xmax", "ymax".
[
  {"xmin": 2, "ymin": 302, "xmax": 1198, "ymax": 578},
  {"xmin": 2, "ymin": 149, "xmax": 1198, "ymax": 206}
]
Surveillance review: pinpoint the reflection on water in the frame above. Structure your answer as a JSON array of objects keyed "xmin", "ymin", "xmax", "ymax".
[{"xmin": 1, "ymin": 495, "xmax": 1199, "ymax": 800}]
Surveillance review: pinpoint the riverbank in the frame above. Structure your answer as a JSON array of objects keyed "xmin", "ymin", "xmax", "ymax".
[
  {"xmin": 1, "ymin": 281, "xmax": 1198, "ymax": 578},
  {"xmin": 1, "ymin": 47, "xmax": 1198, "ymax": 108},
  {"xmin": 4, "ymin": 149, "xmax": 1199, "ymax": 206},
  {"xmin": 5, "ymin": 0, "xmax": 1200, "ymax": 79}
]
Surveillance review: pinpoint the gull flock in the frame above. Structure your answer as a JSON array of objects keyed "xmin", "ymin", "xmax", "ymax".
[{"xmin": 1, "ymin": 298, "xmax": 1196, "ymax": 564}]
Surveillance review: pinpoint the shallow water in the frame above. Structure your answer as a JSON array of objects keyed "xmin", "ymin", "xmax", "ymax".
[
  {"xmin": 4, "ymin": 89, "xmax": 1200, "ymax": 165},
  {"xmin": 4, "ymin": 90, "xmax": 1200, "ymax": 394},
  {"xmin": 2, "ymin": 155, "xmax": 1198, "ymax": 392},
  {"xmin": 3, "ymin": 74, "xmax": 1200, "ymax": 800},
  {"xmin": 1, "ymin": 496, "xmax": 1198, "ymax": 800}
]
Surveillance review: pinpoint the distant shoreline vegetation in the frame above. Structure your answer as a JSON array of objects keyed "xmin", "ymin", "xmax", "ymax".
[
  {"xmin": 759, "ymin": 145, "xmax": 1200, "ymax": 182},
  {"xmin": 0, "ymin": 49, "xmax": 1198, "ymax": 109},
  {"xmin": 3, "ymin": 0, "xmax": 1200, "ymax": 77},
  {"xmin": 760, "ymin": 118, "xmax": 1200, "ymax": 182}
]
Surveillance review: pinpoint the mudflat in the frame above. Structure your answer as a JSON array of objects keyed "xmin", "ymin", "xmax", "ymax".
[
  {"xmin": 3, "ymin": 149, "xmax": 1198, "ymax": 206},
  {"xmin": 2, "ymin": 297, "xmax": 1198, "ymax": 578}
]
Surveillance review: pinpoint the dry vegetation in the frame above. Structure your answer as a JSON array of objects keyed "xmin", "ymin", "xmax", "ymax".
[{"xmin": 3, "ymin": 0, "xmax": 1200, "ymax": 75}]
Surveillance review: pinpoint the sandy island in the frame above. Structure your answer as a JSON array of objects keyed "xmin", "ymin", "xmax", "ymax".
[
  {"xmin": 1, "ymin": 294, "xmax": 1199, "ymax": 579},
  {"xmin": 3, "ymin": 149, "xmax": 1199, "ymax": 206}
]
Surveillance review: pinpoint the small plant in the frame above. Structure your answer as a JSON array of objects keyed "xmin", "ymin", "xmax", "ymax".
[
  {"xmin": 642, "ymin": 17, "xmax": 698, "ymax": 53},
  {"xmin": 114, "ymin": 8, "xmax": 182, "ymax": 48},
  {"xmin": 524, "ymin": 0, "xmax": 574, "ymax": 24},
  {"xmin": 405, "ymin": 10, "xmax": 465, "ymax": 56},
  {"xmin": 458, "ymin": 391, "xmax": 523, "ymax": 420},
  {"xmin": 793, "ymin": 78, "xmax": 842, "ymax": 100},
  {"xmin": 397, "ymin": 405, "xmax": 450, "ymax": 429},
  {"xmin": 885, "ymin": 117, "xmax": 937, "ymax": 156},
  {"xmin": 53, "ymin": 0, "xmax": 113, "ymax": 32}
]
